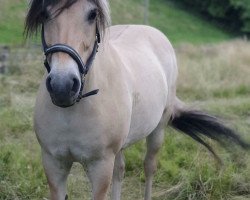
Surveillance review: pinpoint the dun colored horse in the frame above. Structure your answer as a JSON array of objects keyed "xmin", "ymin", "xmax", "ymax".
[{"xmin": 25, "ymin": 0, "xmax": 249, "ymax": 199}]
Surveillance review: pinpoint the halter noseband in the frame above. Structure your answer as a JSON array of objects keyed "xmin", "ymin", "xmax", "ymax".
[{"xmin": 41, "ymin": 24, "xmax": 100, "ymax": 102}]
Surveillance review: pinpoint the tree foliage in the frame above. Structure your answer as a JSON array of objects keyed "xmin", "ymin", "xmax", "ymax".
[{"xmin": 170, "ymin": 0, "xmax": 250, "ymax": 34}]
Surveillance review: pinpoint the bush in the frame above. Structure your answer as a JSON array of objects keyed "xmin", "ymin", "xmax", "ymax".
[{"xmin": 169, "ymin": 0, "xmax": 250, "ymax": 34}]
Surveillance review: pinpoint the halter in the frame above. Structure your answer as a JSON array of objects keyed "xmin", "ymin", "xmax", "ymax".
[{"xmin": 41, "ymin": 24, "xmax": 101, "ymax": 102}]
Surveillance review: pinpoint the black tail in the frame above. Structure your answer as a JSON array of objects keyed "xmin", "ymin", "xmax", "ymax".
[{"xmin": 169, "ymin": 99, "xmax": 250, "ymax": 163}]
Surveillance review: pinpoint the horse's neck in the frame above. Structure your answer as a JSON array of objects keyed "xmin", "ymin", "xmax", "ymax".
[
  {"xmin": 83, "ymin": 53, "xmax": 104, "ymax": 94},
  {"xmin": 83, "ymin": 43, "xmax": 111, "ymax": 93}
]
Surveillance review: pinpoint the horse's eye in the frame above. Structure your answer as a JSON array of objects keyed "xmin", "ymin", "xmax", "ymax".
[
  {"xmin": 42, "ymin": 10, "xmax": 50, "ymax": 22},
  {"xmin": 41, "ymin": 7, "xmax": 52, "ymax": 23},
  {"xmin": 88, "ymin": 9, "xmax": 97, "ymax": 22}
]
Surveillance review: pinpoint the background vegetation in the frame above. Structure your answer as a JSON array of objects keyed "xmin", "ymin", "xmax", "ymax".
[
  {"xmin": 0, "ymin": 0, "xmax": 250, "ymax": 199},
  {"xmin": 170, "ymin": 0, "xmax": 250, "ymax": 34},
  {"xmin": 1, "ymin": 0, "xmax": 232, "ymax": 45}
]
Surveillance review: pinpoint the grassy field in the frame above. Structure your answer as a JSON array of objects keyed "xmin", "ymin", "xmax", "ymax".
[
  {"xmin": 0, "ymin": 0, "xmax": 232, "ymax": 45},
  {"xmin": 0, "ymin": 0, "xmax": 26, "ymax": 45},
  {"xmin": 0, "ymin": 40, "xmax": 250, "ymax": 199},
  {"xmin": 1, "ymin": 0, "xmax": 250, "ymax": 200}
]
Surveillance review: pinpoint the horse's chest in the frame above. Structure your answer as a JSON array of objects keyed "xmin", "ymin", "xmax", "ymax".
[
  {"xmin": 35, "ymin": 113, "xmax": 104, "ymax": 162},
  {"xmin": 48, "ymin": 139, "xmax": 101, "ymax": 163}
]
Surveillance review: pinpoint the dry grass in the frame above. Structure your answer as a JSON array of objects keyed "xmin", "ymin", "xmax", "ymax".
[
  {"xmin": 0, "ymin": 40, "xmax": 250, "ymax": 199},
  {"xmin": 176, "ymin": 39, "xmax": 250, "ymax": 101}
]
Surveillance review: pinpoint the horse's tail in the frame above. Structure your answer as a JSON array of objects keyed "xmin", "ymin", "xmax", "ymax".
[{"xmin": 169, "ymin": 97, "xmax": 250, "ymax": 163}]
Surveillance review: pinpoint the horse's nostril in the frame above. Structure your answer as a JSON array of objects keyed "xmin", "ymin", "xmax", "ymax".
[
  {"xmin": 46, "ymin": 76, "xmax": 53, "ymax": 93},
  {"xmin": 71, "ymin": 78, "xmax": 80, "ymax": 94}
]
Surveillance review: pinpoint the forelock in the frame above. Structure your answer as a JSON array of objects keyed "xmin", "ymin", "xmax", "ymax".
[{"xmin": 24, "ymin": 0, "xmax": 111, "ymax": 37}]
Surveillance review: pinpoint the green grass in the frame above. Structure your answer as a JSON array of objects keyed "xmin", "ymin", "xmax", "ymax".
[
  {"xmin": 149, "ymin": 0, "xmax": 232, "ymax": 44},
  {"xmin": 1, "ymin": 40, "xmax": 250, "ymax": 199},
  {"xmin": 1, "ymin": 0, "xmax": 232, "ymax": 45},
  {"xmin": 0, "ymin": 0, "xmax": 27, "ymax": 45}
]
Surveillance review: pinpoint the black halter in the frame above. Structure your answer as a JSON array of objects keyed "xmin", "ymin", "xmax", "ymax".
[{"xmin": 41, "ymin": 24, "xmax": 101, "ymax": 102}]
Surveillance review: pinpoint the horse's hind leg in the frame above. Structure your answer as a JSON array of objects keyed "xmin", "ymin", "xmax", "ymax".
[
  {"xmin": 42, "ymin": 151, "xmax": 72, "ymax": 200},
  {"xmin": 111, "ymin": 151, "xmax": 125, "ymax": 200},
  {"xmin": 144, "ymin": 128, "xmax": 164, "ymax": 200}
]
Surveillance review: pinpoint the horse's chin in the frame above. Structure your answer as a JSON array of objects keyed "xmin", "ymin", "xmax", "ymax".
[
  {"xmin": 50, "ymin": 96, "xmax": 77, "ymax": 108},
  {"xmin": 53, "ymin": 101, "xmax": 75, "ymax": 108}
]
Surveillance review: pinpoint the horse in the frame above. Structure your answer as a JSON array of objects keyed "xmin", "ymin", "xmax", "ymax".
[{"xmin": 24, "ymin": 0, "xmax": 250, "ymax": 199}]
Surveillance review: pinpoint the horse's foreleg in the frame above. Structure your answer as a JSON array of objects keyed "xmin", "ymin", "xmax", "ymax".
[
  {"xmin": 144, "ymin": 128, "xmax": 164, "ymax": 200},
  {"xmin": 111, "ymin": 151, "xmax": 125, "ymax": 200},
  {"xmin": 87, "ymin": 156, "xmax": 115, "ymax": 200},
  {"xmin": 42, "ymin": 151, "xmax": 72, "ymax": 200}
]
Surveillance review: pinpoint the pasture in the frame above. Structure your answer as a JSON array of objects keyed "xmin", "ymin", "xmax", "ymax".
[
  {"xmin": 0, "ymin": 0, "xmax": 231, "ymax": 45},
  {"xmin": 1, "ymin": 40, "xmax": 250, "ymax": 199},
  {"xmin": 0, "ymin": 0, "xmax": 250, "ymax": 200}
]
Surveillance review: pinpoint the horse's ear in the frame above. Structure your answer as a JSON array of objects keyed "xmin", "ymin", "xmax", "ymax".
[{"xmin": 65, "ymin": 194, "xmax": 68, "ymax": 200}]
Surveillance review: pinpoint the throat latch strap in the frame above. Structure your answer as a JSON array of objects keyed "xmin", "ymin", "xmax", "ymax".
[{"xmin": 76, "ymin": 89, "xmax": 99, "ymax": 102}]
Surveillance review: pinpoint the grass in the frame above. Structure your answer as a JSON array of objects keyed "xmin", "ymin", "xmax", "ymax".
[
  {"xmin": 0, "ymin": 40, "xmax": 250, "ymax": 199},
  {"xmin": 0, "ymin": 0, "xmax": 232, "ymax": 45},
  {"xmin": 0, "ymin": 0, "xmax": 27, "ymax": 45},
  {"xmin": 149, "ymin": 0, "xmax": 232, "ymax": 44}
]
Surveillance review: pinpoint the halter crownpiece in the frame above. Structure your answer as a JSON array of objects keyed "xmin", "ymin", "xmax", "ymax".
[{"xmin": 41, "ymin": 24, "xmax": 100, "ymax": 101}]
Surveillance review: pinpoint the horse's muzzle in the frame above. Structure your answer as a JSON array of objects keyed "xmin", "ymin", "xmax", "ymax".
[{"xmin": 46, "ymin": 73, "xmax": 80, "ymax": 107}]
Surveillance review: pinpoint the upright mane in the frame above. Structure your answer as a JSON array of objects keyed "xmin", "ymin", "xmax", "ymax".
[{"xmin": 24, "ymin": 0, "xmax": 110, "ymax": 37}]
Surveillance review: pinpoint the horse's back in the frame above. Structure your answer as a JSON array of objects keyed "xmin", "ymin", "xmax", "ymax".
[{"xmin": 106, "ymin": 25, "xmax": 178, "ymax": 146}]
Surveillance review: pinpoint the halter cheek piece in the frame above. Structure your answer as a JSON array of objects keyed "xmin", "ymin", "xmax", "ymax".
[{"xmin": 41, "ymin": 24, "xmax": 101, "ymax": 102}]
